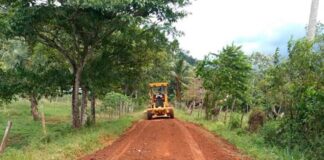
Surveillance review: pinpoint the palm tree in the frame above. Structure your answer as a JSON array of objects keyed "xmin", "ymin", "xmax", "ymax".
[
  {"xmin": 307, "ymin": 0, "xmax": 319, "ymax": 41},
  {"xmin": 171, "ymin": 59, "xmax": 190, "ymax": 108}
]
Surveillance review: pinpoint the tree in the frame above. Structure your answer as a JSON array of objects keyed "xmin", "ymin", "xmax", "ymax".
[
  {"xmin": 197, "ymin": 44, "xmax": 252, "ymax": 120},
  {"xmin": 211, "ymin": 44, "xmax": 251, "ymax": 108},
  {"xmin": 273, "ymin": 47, "xmax": 280, "ymax": 66},
  {"xmin": 171, "ymin": 58, "xmax": 190, "ymax": 108},
  {"xmin": 265, "ymin": 48, "xmax": 289, "ymax": 118},
  {"xmin": 0, "ymin": 69, "xmax": 18, "ymax": 105},
  {"xmin": 183, "ymin": 76, "xmax": 204, "ymax": 115},
  {"xmin": 266, "ymin": 38, "xmax": 324, "ymax": 157},
  {"xmin": 248, "ymin": 52, "xmax": 273, "ymax": 109},
  {"xmin": 6, "ymin": 0, "xmax": 190, "ymax": 128},
  {"xmin": 0, "ymin": 40, "xmax": 71, "ymax": 120},
  {"xmin": 82, "ymin": 25, "xmax": 175, "ymax": 124},
  {"xmin": 176, "ymin": 51, "xmax": 197, "ymax": 66},
  {"xmin": 196, "ymin": 55, "xmax": 222, "ymax": 120}
]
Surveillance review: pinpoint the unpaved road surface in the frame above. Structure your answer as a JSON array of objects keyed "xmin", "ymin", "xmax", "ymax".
[{"xmin": 80, "ymin": 119, "xmax": 250, "ymax": 160}]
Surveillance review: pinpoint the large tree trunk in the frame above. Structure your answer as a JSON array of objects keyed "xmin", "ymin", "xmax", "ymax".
[
  {"xmin": 231, "ymin": 98, "xmax": 236, "ymax": 112},
  {"xmin": 134, "ymin": 90, "xmax": 138, "ymax": 99},
  {"xmin": 189, "ymin": 100, "xmax": 195, "ymax": 115},
  {"xmin": 179, "ymin": 96, "xmax": 182, "ymax": 109},
  {"xmin": 80, "ymin": 86, "xmax": 88, "ymax": 125},
  {"xmin": 29, "ymin": 95, "xmax": 40, "ymax": 121},
  {"xmin": 240, "ymin": 104, "xmax": 246, "ymax": 128},
  {"xmin": 90, "ymin": 93, "xmax": 96, "ymax": 124},
  {"xmin": 229, "ymin": 98, "xmax": 237, "ymax": 122},
  {"xmin": 72, "ymin": 67, "xmax": 82, "ymax": 128},
  {"xmin": 224, "ymin": 105, "xmax": 228, "ymax": 123},
  {"xmin": 175, "ymin": 79, "xmax": 182, "ymax": 108},
  {"xmin": 204, "ymin": 92, "xmax": 210, "ymax": 120},
  {"xmin": 218, "ymin": 105, "xmax": 223, "ymax": 121}
]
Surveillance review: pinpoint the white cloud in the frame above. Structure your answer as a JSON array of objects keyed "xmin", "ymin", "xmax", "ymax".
[{"xmin": 175, "ymin": 0, "xmax": 324, "ymax": 59}]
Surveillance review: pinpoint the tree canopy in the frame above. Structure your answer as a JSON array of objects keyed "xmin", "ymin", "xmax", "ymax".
[{"xmin": 0, "ymin": 0, "xmax": 191, "ymax": 128}]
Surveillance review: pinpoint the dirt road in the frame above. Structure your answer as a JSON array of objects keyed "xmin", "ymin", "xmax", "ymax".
[{"xmin": 80, "ymin": 119, "xmax": 250, "ymax": 160}]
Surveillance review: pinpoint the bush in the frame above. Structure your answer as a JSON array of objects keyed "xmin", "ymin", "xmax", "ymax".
[
  {"xmin": 101, "ymin": 92, "xmax": 136, "ymax": 113},
  {"xmin": 228, "ymin": 113, "xmax": 241, "ymax": 129},
  {"xmin": 236, "ymin": 128, "xmax": 248, "ymax": 135},
  {"xmin": 248, "ymin": 109, "xmax": 266, "ymax": 132},
  {"xmin": 267, "ymin": 87, "xmax": 324, "ymax": 159},
  {"xmin": 260, "ymin": 120, "xmax": 280, "ymax": 145}
]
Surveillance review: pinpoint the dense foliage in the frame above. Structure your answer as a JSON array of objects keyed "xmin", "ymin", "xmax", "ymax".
[
  {"xmin": 197, "ymin": 44, "xmax": 252, "ymax": 120},
  {"xmin": 0, "ymin": 0, "xmax": 190, "ymax": 128},
  {"xmin": 1, "ymin": 1, "xmax": 323, "ymax": 159},
  {"xmin": 197, "ymin": 32, "xmax": 324, "ymax": 158},
  {"xmin": 268, "ymin": 39, "xmax": 324, "ymax": 158}
]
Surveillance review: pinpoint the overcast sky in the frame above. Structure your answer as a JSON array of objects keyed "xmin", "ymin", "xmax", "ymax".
[{"xmin": 175, "ymin": 0, "xmax": 324, "ymax": 59}]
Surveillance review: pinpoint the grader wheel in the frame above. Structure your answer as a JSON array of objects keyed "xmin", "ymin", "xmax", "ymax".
[
  {"xmin": 147, "ymin": 111, "xmax": 153, "ymax": 120},
  {"xmin": 169, "ymin": 110, "xmax": 174, "ymax": 119}
]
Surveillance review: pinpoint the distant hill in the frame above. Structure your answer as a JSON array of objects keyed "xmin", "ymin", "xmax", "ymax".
[{"xmin": 176, "ymin": 52, "xmax": 197, "ymax": 65}]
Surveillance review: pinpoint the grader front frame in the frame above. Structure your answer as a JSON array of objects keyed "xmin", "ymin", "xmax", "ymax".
[{"xmin": 146, "ymin": 82, "xmax": 174, "ymax": 120}]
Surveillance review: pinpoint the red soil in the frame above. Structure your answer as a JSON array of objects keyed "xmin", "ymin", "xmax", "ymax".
[{"xmin": 80, "ymin": 119, "xmax": 250, "ymax": 160}]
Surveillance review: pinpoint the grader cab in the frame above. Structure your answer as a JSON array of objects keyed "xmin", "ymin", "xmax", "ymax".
[{"xmin": 146, "ymin": 82, "xmax": 174, "ymax": 120}]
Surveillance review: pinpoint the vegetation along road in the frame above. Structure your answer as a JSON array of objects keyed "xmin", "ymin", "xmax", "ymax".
[{"xmin": 0, "ymin": 0, "xmax": 323, "ymax": 159}]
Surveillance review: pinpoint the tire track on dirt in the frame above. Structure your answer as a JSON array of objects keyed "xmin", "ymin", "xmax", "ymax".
[
  {"xmin": 80, "ymin": 119, "xmax": 250, "ymax": 160},
  {"xmin": 109, "ymin": 120, "xmax": 150, "ymax": 160},
  {"xmin": 173, "ymin": 119, "xmax": 206, "ymax": 160},
  {"xmin": 184, "ymin": 122, "xmax": 250, "ymax": 160}
]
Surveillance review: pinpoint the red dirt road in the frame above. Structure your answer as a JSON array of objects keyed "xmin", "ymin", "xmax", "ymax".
[{"xmin": 80, "ymin": 119, "xmax": 250, "ymax": 160}]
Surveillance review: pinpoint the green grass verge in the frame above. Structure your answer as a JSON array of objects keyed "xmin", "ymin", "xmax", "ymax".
[
  {"xmin": 175, "ymin": 108, "xmax": 306, "ymax": 160},
  {"xmin": 0, "ymin": 98, "xmax": 143, "ymax": 160}
]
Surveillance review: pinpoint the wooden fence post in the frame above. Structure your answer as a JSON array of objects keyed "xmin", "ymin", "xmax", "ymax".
[
  {"xmin": 41, "ymin": 112, "xmax": 47, "ymax": 135},
  {"xmin": 0, "ymin": 121, "xmax": 13, "ymax": 154}
]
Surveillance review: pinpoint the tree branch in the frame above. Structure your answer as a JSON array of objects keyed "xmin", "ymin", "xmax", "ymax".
[{"xmin": 37, "ymin": 33, "xmax": 76, "ymax": 67}]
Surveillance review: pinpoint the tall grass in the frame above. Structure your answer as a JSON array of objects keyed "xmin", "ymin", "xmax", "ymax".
[
  {"xmin": 0, "ymin": 97, "xmax": 142, "ymax": 160},
  {"xmin": 175, "ymin": 108, "xmax": 306, "ymax": 160}
]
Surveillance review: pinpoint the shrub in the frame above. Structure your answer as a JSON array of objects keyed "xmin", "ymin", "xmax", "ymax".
[
  {"xmin": 248, "ymin": 109, "xmax": 266, "ymax": 132},
  {"xmin": 228, "ymin": 113, "xmax": 241, "ymax": 129},
  {"xmin": 236, "ymin": 128, "xmax": 248, "ymax": 135},
  {"xmin": 260, "ymin": 120, "xmax": 280, "ymax": 145},
  {"xmin": 101, "ymin": 92, "xmax": 136, "ymax": 113},
  {"xmin": 267, "ymin": 87, "xmax": 324, "ymax": 159}
]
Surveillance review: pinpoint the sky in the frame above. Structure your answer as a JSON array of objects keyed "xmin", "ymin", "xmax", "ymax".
[{"xmin": 175, "ymin": 0, "xmax": 324, "ymax": 59}]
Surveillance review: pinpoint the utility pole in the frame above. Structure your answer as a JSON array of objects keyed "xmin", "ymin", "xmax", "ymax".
[{"xmin": 307, "ymin": 0, "xmax": 320, "ymax": 41}]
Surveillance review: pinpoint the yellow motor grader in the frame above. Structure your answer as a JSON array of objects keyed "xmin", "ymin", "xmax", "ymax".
[{"xmin": 146, "ymin": 82, "xmax": 174, "ymax": 120}]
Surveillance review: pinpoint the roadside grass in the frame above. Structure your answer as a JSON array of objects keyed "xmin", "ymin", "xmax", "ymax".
[
  {"xmin": 0, "ymin": 97, "xmax": 143, "ymax": 160},
  {"xmin": 175, "ymin": 108, "xmax": 306, "ymax": 160}
]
